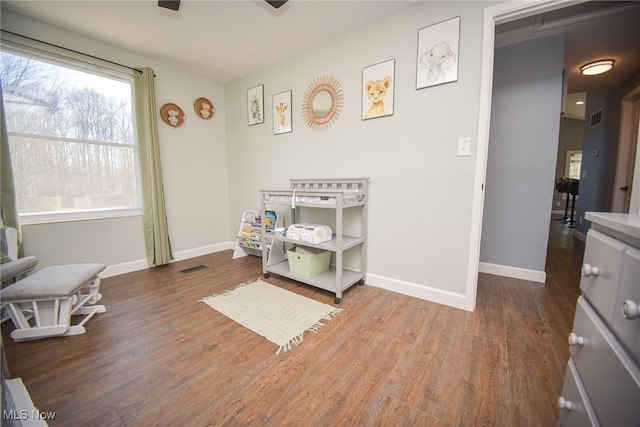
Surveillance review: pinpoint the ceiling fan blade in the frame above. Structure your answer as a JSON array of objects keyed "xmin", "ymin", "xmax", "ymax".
[
  {"xmin": 158, "ymin": 0, "xmax": 180, "ymax": 11},
  {"xmin": 266, "ymin": 0, "xmax": 288, "ymax": 9}
]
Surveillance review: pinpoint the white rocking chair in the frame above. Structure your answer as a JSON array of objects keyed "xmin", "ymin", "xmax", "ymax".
[{"xmin": 0, "ymin": 263, "xmax": 107, "ymax": 342}]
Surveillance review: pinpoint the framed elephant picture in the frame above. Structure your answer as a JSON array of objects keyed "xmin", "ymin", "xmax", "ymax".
[{"xmin": 416, "ymin": 16, "xmax": 460, "ymax": 89}]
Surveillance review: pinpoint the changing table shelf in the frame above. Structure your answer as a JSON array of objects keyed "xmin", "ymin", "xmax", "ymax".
[
  {"xmin": 260, "ymin": 178, "xmax": 369, "ymax": 303},
  {"xmin": 265, "ymin": 261, "xmax": 363, "ymax": 292},
  {"xmin": 270, "ymin": 235, "xmax": 364, "ymax": 252}
]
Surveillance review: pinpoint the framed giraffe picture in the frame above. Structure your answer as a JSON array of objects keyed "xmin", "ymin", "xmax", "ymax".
[
  {"xmin": 272, "ymin": 90, "xmax": 292, "ymax": 135},
  {"xmin": 247, "ymin": 84, "xmax": 264, "ymax": 126}
]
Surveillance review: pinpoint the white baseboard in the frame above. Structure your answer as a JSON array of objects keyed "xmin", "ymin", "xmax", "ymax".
[
  {"xmin": 173, "ymin": 242, "xmax": 234, "ymax": 262},
  {"xmin": 478, "ymin": 262, "xmax": 546, "ymax": 283},
  {"xmin": 572, "ymin": 229, "xmax": 586, "ymax": 242},
  {"xmin": 101, "ymin": 244, "xmax": 472, "ymax": 312},
  {"xmin": 102, "ymin": 258, "xmax": 149, "ymax": 278},
  {"xmin": 101, "ymin": 241, "xmax": 235, "ymax": 278},
  {"xmin": 365, "ymin": 273, "xmax": 468, "ymax": 311}
]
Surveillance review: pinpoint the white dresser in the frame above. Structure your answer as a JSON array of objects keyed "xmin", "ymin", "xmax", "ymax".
[{"xmin": 558, "ymin": 212, "xmax": 640, "ymax": 426}]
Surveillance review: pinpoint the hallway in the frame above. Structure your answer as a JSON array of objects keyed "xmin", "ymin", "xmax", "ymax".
[{"xmin": 471, "ymin": 213, "xmax": 586, "ymax": 422}]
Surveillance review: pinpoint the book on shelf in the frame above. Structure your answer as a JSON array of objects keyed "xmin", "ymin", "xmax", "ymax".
[{"xmin": 234, "ymin": 209, "xmax": 280, "ymax": 259}]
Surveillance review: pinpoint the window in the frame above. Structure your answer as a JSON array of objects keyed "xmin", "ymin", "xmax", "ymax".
[
  {"xmin": 565, "ymin": 150, "xmax": 582, "ymax": 180},
  {"xmin": 1, "ymin": 47, "xmax": 140, "ymax": 223}
]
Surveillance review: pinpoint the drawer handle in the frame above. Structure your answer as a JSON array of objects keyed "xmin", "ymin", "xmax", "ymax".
[
  {"xmin": 557, "ymin": 396, "xmax": 574, "ymax": 411},
  {"xmin": 622, "ymin": 300, "xmax": 640, "ymax": 320},
  {"xmin": 568, "ymin": 332, "xmax": 585, "ymax": 346},
  {"xmin": 581, "ymin": 263, "xmax": 599, "ymax": 277}
]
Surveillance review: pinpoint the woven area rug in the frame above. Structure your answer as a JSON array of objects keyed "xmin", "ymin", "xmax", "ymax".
[{"xmin": 200, "ymin": 279, "xmax": 342, "ymax": 354}]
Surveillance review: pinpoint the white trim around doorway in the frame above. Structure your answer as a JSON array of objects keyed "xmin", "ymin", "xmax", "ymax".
[{"xmin": 466, "ymin": 0, "xmax": 588, "ymax": 311}]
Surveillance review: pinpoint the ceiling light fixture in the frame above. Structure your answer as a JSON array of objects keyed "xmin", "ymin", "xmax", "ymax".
[
  {"xmin": 580, "ymin": 60, "xmax": 614, "ymax": 76},
  {"xmin": 576, "ymin": 101, "xmax": 584, "ymax": 105}
]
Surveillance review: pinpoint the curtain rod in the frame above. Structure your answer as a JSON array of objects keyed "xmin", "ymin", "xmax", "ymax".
[{"xmin": 1, "ymin": 29, "xmax": 150, "ymax": 76}]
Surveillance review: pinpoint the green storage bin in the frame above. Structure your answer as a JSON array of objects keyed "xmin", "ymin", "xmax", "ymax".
[{"xmin": 287, "ymin": 247, "xmax": 331, "ymax": 278}]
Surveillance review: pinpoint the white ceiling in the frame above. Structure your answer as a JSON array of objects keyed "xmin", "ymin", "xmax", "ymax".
[
  {"xmin": 1, "ymin": 0, "xmax": 420, "ymax": 84},
  {"xmin": 496, "ymin": 1, "xmax": 640, "ymax": 120},
  {"xmin": 2, "ymin": 0, "xmax": 639, "ymax": 99},
  {"xmin": 496, "ymin": 1, "xmax": 640, "ymax": 94}
]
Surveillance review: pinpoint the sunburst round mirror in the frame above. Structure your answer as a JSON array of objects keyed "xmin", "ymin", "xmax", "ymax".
[{"xmin": 302, "ymin": 75, "xmax": 344, "ymax": 131}]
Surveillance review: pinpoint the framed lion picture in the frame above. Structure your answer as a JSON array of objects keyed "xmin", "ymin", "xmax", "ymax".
[{"xmin": 362, "ymin": 59, "xmax": 395, "ymax": 120}]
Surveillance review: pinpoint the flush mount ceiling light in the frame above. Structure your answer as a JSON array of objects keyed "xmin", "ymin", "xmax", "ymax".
[{"xmin": 580, "ymin": 60, "xmax": 614, "ymax": 76}]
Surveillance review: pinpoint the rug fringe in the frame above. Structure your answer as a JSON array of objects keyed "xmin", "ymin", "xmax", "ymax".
[
  {"xmin": 275, "ymin": 308, "xmax": 343, "ymax": 355},
  {"xmin": 237, "ymin": 278, "xmax": 261, "ymax": 288},
  {"xmin": 277, "ymin": 333, "xmax": 305, "ymax": 355},
  {"xmin": 199, "ymin": 279, "xmax": 261, "ymax": 302}
]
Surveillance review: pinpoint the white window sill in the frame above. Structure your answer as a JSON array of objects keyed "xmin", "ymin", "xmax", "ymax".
[{"xmin": 20, "ymin": 208, "xmax": 143, "ymax": 225}]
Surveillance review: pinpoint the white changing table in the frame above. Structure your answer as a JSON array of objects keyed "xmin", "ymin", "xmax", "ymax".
[{"xmin": 260, "ymin": 178, "xmax": 369, "ymax": 303}]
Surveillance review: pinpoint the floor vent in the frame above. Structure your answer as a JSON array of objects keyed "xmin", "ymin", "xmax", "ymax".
[
  {"xmin": 590, "ymin": 109, "xmax": 602, "ymax": 128},
  {"xmin": 180, "ymin": 265, "xmax": 208, "ymax": 274}
]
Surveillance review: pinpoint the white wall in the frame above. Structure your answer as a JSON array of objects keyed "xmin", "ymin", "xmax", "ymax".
[
  {"xmin": 225, "ymin": 1, "xmax": 490, "ymax": 308},
  {"xmin": 479, "ymin": 35, "xmax": 564, "ymax": 281},
  {"xmin": 575, "ymin": 90, "xmax": 622, "ymax": 235},
  {"xmin": 4, "ymin": 2, "xmax": 496, "ymax": 310},
  {"xmin": 1, "ymin": 10, "xmax": 231, "ymax": 276}
]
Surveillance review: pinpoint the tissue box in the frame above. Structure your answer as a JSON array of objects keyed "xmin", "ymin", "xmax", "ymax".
[
  {"xmin": 287, "ymin": 247, "xmax": 331, "ymax": 278},
  {"xmin": 286, "ymin": 223, "xmax": 332, "ymax": 244}
]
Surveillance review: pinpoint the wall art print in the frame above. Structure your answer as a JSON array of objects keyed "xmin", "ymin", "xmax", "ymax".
[
  {"xmin": 416, "ymin": 16, "xmax": 460, "ymax": 89},
  {"xmin": 194, "ymin": 97, "xmax": 215, "ymax": 119},
  {"xmin": 247, "ymin": 84, "xmax": 264, "ymax": 126},
  {"xmin": 273, "ymin": 90, "xmax": 292, "ymax": 135},
  {"xmin": 302, "ymin": 75, "xmax": 343, "ymax": 131},
  {"xmin": 160, "ymin": 103, "xmax": 186, "ymax": 127},
  {"xmin": 362, "ymin": 59, "xmax": 395, "ymax": 120}
]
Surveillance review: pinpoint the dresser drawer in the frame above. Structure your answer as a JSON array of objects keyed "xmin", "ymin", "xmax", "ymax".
[
  {"xmin": 558, "ymin": 358, "xmax": 599, "ymax": 426},
  {"xmin": 612, "ymin": 246, "xmax": 640, "ymax": 364},
  {"xmin": 580, "ymin": 229, "xmax": 626, "ymax": 323},
  {"xmin": 570, "ymin": 296, "xmax": 640, "ymax": 426}
]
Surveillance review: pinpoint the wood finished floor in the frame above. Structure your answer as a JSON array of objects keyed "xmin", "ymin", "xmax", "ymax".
[{"xmin": 2, "ymin": 216, "xmax": 584, "ymax": 426}]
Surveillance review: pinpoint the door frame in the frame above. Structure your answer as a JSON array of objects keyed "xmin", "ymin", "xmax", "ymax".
[
  {"xmin": 465, "ymin": 0, "xmax": 585, "ymax": 311},
  {"xmin": 612, "ymin": 87, "xmax": 640, "ymax": 213}
]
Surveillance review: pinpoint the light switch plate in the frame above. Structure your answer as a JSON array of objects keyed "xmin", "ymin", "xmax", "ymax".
[{"xmin": 457, "ymin": 138, "xmax": 471, "ymax": 157}]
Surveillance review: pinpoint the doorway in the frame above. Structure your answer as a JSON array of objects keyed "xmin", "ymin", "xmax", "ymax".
[
  {"xmin": 466, "ymin": 0, "xmax": 640, "ymax": 311},
  {"xmin": 612, "ymin": 89, "xmax": 640, "ymax": 213}
]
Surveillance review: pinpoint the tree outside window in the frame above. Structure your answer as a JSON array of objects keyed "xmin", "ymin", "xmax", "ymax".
[{"xmin": 1, "ymin": 50, "xmax": 140, "ymax": 221}]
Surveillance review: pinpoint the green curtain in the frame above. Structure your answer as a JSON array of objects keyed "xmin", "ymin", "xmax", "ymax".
[
  {"xmin": 134, "ymin": 68, "xmax": 173, "ymax": 266},
  {"xmin": 0, "ymin": 78, "xmax": 23, "ymax": 255}
]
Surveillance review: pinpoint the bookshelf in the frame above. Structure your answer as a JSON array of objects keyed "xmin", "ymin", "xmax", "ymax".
[{"xmin": 232, "ymin": 209, "xmax": 280, "ymax": 259}]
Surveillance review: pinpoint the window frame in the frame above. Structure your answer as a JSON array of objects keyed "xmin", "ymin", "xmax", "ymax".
[
  {"xmin": 564, "ymin": 149, "xmax": 582, "ymax": 180},
  {"xmin": 1, "ymin": 36, "xmax": 143, "ymax": 224}
]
